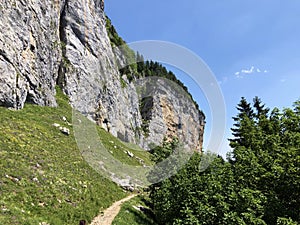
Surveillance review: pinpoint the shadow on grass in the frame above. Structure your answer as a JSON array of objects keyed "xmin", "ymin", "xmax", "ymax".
[{"xmin": 126, "ymin": 207, "xmax": 156, "ymax": 225}]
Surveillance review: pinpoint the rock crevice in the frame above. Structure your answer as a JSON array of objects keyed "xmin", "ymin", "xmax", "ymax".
[{"xmin": 57, "ymin": 0, "xmax": 68, "ymax": 88}]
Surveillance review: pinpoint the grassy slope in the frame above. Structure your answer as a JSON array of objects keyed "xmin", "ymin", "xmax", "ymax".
[
  {"xmin": 112, "ymin": 195, "xmax": 156, "ymax": 225},
  {"xmin": 0, "ymin": 88, "xmax": 152, "ymax": 224}
]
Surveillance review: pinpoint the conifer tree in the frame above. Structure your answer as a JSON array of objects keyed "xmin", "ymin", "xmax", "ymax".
[
  {"xmin": 253, "ymin": 96, "xmax": 269, "ymax": 119},
  {"xmin": 229, "ymin": 97, "xmax": 255, "ymax": 149}
]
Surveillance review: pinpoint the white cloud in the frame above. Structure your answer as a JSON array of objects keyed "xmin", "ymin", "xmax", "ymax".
[
  {"xmin": 241, "ymin": 66, "xmax": 255, "ymax": 74},
  {"xmin": 235, "ymin": 66, "xmax": 268, "ymax": 78}
]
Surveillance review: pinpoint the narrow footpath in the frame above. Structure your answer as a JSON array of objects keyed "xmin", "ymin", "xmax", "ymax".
[{"xmin": 90, "ymin": 194, "xmax": 137, "ymax": 225}]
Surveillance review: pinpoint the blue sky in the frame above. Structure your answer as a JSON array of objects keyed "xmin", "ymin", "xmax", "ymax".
[{"xmin": 105, "ymin": 0, "xmax": 300, "ymax": 157}]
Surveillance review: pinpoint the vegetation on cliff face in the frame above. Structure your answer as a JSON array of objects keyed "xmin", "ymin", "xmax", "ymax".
[
  {"xmin": 105, "ymin": 16, "xmax": 204, "ymax": 121},
  {"xmin": 105, "ymin": 16, "xmax": 137, "ymax": 73},
  {"xmin": 105, "ymin": 16, "xmax": 126, "ymax": 48},
  {"xmin": 148, "ymin": 98, "xmax": 300, "ymax": 225},
  {"xmin": 0, "ymin": 88, "xmax": 152, "ymax": 224}
]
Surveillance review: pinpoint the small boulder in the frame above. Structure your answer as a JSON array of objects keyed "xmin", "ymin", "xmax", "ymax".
[
  {"xmin": 127, "ymin": 151, "xmax": 134, "ymax": 157},
  {"xmin": 32, "ymin": 177, "xmax": 39, "ymax": 182},
  {"xmin": 52, "ymin": 123, "xmax": 60, "ymax": 128},
  {"xmin": 59, "ymin": 127, "xmax": 70, "ymax": 135}
]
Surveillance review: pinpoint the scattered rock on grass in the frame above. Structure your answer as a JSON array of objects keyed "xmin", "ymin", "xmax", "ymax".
[
  {"xmin": 32, "ymin": 177, "xmax": 39, "ymax": 182},
  {"xmin": 39, "ymin": 222, "xmax": 50, "ymax": 225},
  {"xmin": 127, "ymin": 151, "xmax": 134, "ymax": 157},
  {"xmin": 59, "ymin": 127, "xmax": 70, "ymax": 135}
]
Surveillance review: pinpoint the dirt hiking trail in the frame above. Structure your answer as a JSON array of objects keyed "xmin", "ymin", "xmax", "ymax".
[{"xmin": 90, "ymin": 194, "xmax": 137, "ymax": 225}]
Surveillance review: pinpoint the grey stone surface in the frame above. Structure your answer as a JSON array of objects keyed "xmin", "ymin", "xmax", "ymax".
[{"xmin": 0, "ymin": 0, "xmax": 62, "ymax": 108}]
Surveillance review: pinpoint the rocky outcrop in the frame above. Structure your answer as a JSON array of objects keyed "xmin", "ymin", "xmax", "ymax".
[{"xmin": 0, "ymin": 0, "xmax": 205, "ymax": 151}]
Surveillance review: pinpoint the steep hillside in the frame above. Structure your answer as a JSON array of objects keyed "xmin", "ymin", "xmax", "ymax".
[
  {"xmin": 0, "ymin": 87, "xmax": 153, "ymax": 224},
  {"xmin": 0, "ymin": 0, "xmax": 205, "ymax": 151}
]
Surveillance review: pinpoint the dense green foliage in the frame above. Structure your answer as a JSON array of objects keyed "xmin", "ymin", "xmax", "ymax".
[
  {"xmin": 0, "ymin": 87, "xmax": 152, "ymax": 224},
  {"xmin": 149, "ymin": 97, "xmax": 300, "ymax": 225},
  {"xmin": 228, "ymin": 97, "xmax": 300, "ymax": 224}
]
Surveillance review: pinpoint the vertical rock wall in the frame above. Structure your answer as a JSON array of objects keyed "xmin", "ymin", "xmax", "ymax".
[{"xmin": 0, "ymin": 0, "xmax": 63, "ymax": 109}]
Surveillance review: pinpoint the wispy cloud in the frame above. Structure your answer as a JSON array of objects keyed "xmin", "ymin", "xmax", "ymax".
[
  {"xmin": 235, "ymin": 66, "xmax": 268, "ymax": 78},
  {"xmin": 241, "ymin": 66, "xmax": 255, "ymax": 74}
]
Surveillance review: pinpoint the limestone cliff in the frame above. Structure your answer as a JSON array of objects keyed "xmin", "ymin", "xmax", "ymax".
[
  {"xmin": 0, "ymin": 0, "xmax": 205, "ymax": 151},
  {"xmin": 137, "ymin": 78, "xmax": 205, "ymax": 151},
  {"xmin": 0, "ymin": 0, "xmax": 62, "ymax": 108}
]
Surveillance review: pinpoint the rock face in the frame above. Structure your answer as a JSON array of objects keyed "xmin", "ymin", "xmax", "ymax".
[
  {"xmin": 137, "ymin": 78, "xmax": 205, "ymax": 151},
  {"xmin": 0, "ymin": 0, "xmax": 62, "ymax": 109},
  {"xmin": 0, "ymin": 0, "xmax": 205, "ymax": 151}
]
